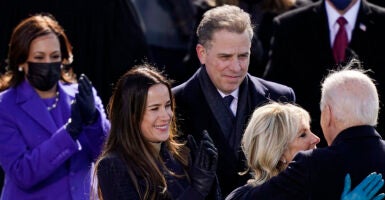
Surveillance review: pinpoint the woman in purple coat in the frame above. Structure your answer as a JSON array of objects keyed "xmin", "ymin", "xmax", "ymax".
[{"xmin": 0, "ymin": 14, "xmax": 110, "ymax": 200}]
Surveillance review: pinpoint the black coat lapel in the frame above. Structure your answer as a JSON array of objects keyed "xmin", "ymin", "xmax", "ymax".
[
  {"xmin": 349, "ymin": 0, "xmax": 372, "ymax": 61},
  {"xmin": 228, "ymin": 77, "xmax": 250, "ymax": 154},
  {"xmin": 314, "ymin": 1, "xmax": 336, "ymax": 64},
  {"xmin": 198, "ymin": 67, "xmax": 235, "ymax": 140}
]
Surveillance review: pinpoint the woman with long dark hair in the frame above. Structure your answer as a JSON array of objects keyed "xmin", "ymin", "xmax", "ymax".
[{"xmin": 94, "ymin": 64, "xmax": 220, "ymax": 200}]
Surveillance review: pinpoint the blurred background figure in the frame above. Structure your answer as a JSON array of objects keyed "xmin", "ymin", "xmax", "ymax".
[
  {"xmin": 129, "ymin": 0, "xmax": 216, "ymax": 85},
  {"xmin": 0, "ymin": 14, "xmax": 110, "ymax": 200},
  {"xmin": 257, "ymin": 0, "xmax": 311, "ymax": 68}
]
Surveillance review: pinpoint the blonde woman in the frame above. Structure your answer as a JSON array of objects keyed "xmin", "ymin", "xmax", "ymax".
[{"xmin": 242, "ymin": 102, "xmax": 320, "ymax": 185}]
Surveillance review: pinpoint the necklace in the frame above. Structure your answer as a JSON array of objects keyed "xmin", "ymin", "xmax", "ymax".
[{"xmin": 47, "ymin": 91, "xmax": 60, "ymax": 111}]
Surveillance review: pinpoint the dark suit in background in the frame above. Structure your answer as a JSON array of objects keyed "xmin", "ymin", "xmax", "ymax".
[
  {"xmin": 367, "ymin": 0, "xmax": 385, "ymax": 7},
  {"xmin": 257, "ymin": 0, "xmax": 312, "ymax": 72},
  {"xmin": 264, "ymin": 0, "xmax": 385, "ymax": 146},
  {"xmin": 172, "ymin": 66, "xmax": 295, "ymax": 196}
]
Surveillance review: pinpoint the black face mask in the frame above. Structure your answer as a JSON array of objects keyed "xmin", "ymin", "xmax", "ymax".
[
  {"xmin": 27, "ymin": 62, "xmax": 61, "ymax": 91},
  {"xmin": 330, "ymin": 0, "xmax": 352, "ymax": 10}
]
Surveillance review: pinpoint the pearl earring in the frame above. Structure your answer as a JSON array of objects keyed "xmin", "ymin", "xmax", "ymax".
[{"xmin": 18, "ymin": 67, "xmax": 23, "ymax": 72}]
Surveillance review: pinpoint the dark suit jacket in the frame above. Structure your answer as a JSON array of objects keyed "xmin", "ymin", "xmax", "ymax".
[
  {"xmin": 172, "ymin": 67, "xmax": 295, "ymax": 196},
  {"xmin": 257, "ymin": 0, "xmax": 312, "ymax": 69},
  {"xmin": 264, "ymin": 0, "xmax": 385, "ymax": 146},
  {"xmin": 368, "ymin": 0, "xmax": 385, "ymax": 7},
  {"xmin": 235, "ymin": 126, "xmax": 385, "ymax": 200}
]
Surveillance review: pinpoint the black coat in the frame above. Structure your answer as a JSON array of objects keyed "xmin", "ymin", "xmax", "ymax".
[
  {"xmin": 264, "ymin": 0, "xmax": 385, "ymax": 146},
  {"xmin": 172, "ymin": 67, "xmax": 295, "ymax": 196},
  {"xmin": 97, "ymin": 144, "xmax": 219, "ymax": 200},
  {"xmin": 229, "ymin": 126, "xmax": 385, "ymax": 199}
]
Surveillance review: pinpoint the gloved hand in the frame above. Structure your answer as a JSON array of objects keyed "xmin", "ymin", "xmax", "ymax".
[
  {"xmin": 341, "ymin": 172, "xmax": 385, "ymax": 200},
  {"xmin": 187, "ymin": 130, "xmax": 218, "ymax": 197},
  {"xmin": 76, "ymin": 74, "xmax": 98, "ymax": 125},
  {"xmin": 66, "ymin": 100, "xmax": 83, "ymax": 140}
]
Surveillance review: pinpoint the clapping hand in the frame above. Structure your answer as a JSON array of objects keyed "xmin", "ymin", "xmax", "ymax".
[
  {"xmin": 76, "ymin": 74, "xmax": 98, "ymax": 125},
  {"xmin": 66, "ymin": 100, "xmax": 82, "ymax": 140},
  {"xmin": 341, "ymin": 172, "xmax": 385, "ymax": 200},
  {"xmin": 187, "ymin": 130, "xmax": 218, "ymax": 197}
]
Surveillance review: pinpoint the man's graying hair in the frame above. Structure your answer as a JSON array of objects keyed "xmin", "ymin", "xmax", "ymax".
[
  {"xmin": 196, "ymin": 5, "xmax": 254, "ymax": 48},
  {"xmin": 320, "ymin": 59, "xmax": 379, "ymax": 127}
]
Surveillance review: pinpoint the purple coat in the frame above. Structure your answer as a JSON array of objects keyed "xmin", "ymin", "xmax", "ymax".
[{"xmin": 0, "ymin": 80, "xmax": 110, "ymax": 200}]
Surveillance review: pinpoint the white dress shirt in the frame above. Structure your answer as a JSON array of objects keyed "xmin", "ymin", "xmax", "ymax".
[
  {"xmin": 218, "ymin": 88, "xmax": 239, "ymax": 116},
  {"xmin": 325, "ymin": 0, "xmax": 361, "ymax": 47}
]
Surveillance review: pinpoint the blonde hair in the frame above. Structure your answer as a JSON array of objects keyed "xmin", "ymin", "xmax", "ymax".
[{"xmin": 242, "ymin": 102, "xmax": 310, "ymax": 185}]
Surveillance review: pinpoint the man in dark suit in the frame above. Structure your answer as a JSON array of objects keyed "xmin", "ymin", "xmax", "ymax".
[
  {"xmin": 234, "ymin": 62, "xmax": 385, "ymax": 200},
  {"xmin": 172, "ymin": 5, "xmax": 296, "ymax": 196},
  {"xmin": 264, "ymin": 0, "xmax": 385, "ymax": 146}
]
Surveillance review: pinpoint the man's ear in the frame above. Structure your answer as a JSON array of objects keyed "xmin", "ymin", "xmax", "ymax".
[
  {"xmin": 321, "ymin": 104, "xmax": 333, "ymax": 145},
  {"xmin": 196, "ymin": 44, "xmax": 206, "ymax": 65},
  {"xmin": 323, "ymin": 105, "xmax": 332, "ymax": 127}
]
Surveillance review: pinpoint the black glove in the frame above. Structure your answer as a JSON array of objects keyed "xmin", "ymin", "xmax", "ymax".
[
  {"xmin": 76, "ymin": 74, "xmax": 98, "ymax": 125},
  {"xmin": 66, "ymin": 100, "xmax": 83, "ymax": 140},
  {"xmin": 188, "ymin": 130, "xmax": 218, "ymax": 197}
]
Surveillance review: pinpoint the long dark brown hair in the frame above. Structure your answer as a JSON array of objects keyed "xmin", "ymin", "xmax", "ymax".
[
  {"xmin": 95, "ymin": 64, "xmax": 189, "ymax": 200},
  {"xmin": 1, "ymin": 13, "xmax": 74, "ymax": 90}
]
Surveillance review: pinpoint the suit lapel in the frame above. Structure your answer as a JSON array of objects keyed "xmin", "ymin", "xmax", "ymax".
[
  {"xmin": 349, "ymin": 0, "xmax": 372, "ymax": 60},
  {"xmin": 229, "ymin": 76, "xmax": 270, "ymax": 154},
  {"xmin": 16, "ymin": 81, "xmax": 58, "ymax": 134},
  {"xmin": 313, "ymin": 1, "xmax": 336, "ymax": 64},
  {"xmin": 197, "ymin": 67, "xmax": 235, "ymax": 140},
  {"xmin": 230, "ymin": 76, "xmax": 255, "ymax": 153}
]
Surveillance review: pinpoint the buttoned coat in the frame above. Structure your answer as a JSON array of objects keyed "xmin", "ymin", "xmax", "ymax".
[{"xmin": 0, "ymin": 80, "xmax": 110, "ymax": 200}]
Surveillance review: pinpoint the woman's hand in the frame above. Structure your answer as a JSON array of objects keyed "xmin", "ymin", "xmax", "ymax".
[{"xmin": 341, "ymin": 172, "xmax": 384, "ymax": 200}]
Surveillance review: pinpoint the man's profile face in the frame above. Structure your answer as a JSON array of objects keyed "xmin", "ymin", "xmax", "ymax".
[{"xmin": 196, "ymin": 29, "xmax": 251, "ymax": 94}]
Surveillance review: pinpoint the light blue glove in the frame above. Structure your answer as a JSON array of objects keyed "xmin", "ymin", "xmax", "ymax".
[{"xmin": 341, "ymin": 172, "xmax": 385, "ymax": 200}]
